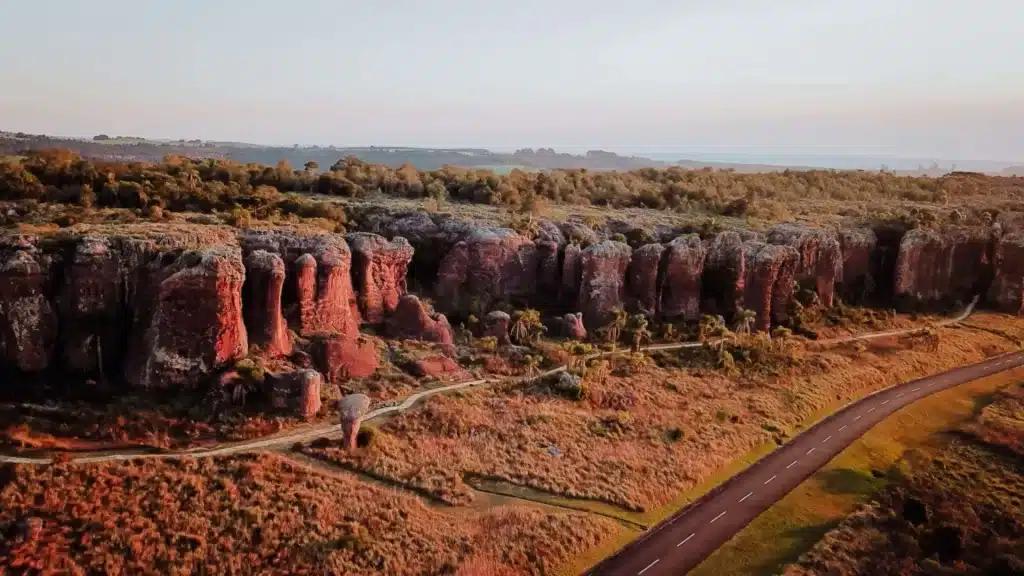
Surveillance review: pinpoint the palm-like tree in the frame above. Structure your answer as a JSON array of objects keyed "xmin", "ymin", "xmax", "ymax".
[
  {"xmin": 598, "ymin": 307, "xmax": 629, "ymax": 349},
  {"xmin": 733, "ymin": 308, "xmax": 757, "ymax": 336},
  {"xmin": 626, "ymin": 314, "xmax": 652, "ymax": 352}
]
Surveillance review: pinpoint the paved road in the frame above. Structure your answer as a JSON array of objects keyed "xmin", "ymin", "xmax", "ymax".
[{"xmin": 584, "ymin": 349, "xmax": 1024, "ymax": 576}]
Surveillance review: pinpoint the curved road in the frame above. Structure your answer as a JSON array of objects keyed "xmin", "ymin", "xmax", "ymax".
[{"xmin": 584, "ymin": 348, "xmax": 1024, "ymax": 576}]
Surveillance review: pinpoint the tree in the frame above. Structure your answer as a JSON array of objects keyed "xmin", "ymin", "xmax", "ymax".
[
  {"xmin": 626, "ymin": 314, "xmax": 652, "ymax": 352},
  {"xmin": 92, "ymin": 134, "xmax": 111, "ymax": 141},
  {"xmin": 597, "ymin": 308, "xmax": 629, "ymax": 349},
  {"xmin": 510, "ymin": 309, "xmax": 546, "ymax": 345},
  {"xmin": 733, "ymin": 308, "xmax": 757, "ymax": 336},
  {"xmin": 304, "ymin": 161, "xmax": 319, "ymax": 172}
]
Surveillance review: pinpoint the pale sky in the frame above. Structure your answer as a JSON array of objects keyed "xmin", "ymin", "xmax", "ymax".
[{"xmin": 1, "ymin": 0, "xmax": 1022, "ymax": 161}]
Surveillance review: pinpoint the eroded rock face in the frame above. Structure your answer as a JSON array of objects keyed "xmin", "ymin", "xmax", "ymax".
[
  {"xmin": 243, "ymin": 250, "xmax": 291, "ymax": 357},
  {"xmin": 346, "ymin": 233, "xmax": 414, "ymax": 324},
  {"xmin": 385, "ymin": 295, "xmax": 454, "ymax": 348},
  {"xmin": 578, "ymin": 241, "xmax": 632, "ymax": 329},
  {"xmin": 407, "ymin": 355, "xmax": 470, "ymax": 381},
  {"xmin": 435, "ymin": 228, "xmax": 537, "ymax": 315},
  {"xmin": 293, "ymin": 243, "xmax": 361, "ymax": 336},
  {"xmin": 742, "ymin": 242, "xmax": 799, "ymax": 331},
  {"xmin": 310, "ymin": 333, "xmax": 379, "ymax": 383},
  {"xmin": 130, "ymin": 247, "xmax": 248, "ymax": 389},
  {"xmin": 661, "ymin": 234, "xmax": 706, "ymax": 320},
  {"xmin": 297, "ymin": 369, "xmax": 323, "ymax": 420},
  {"xmin": 626, "ymin": 243, "xmax": 665, "ymax": 316},
  {"xmin": 535, "ymin": 224, "xmax": 565, "ymax": 308},
  {"xmin": 838, "ymin": 229, "xmax": 878, "ymax": 303},
  {"xmin": 767, "ymin": 224, "xmax": 841, "ymax": 307},
  {"xmin": 990, "ymin": 232, "xmax": 1024, "ymax": 314},
  {"xmin": 58, "ymin": 237, "xmax": 123, "ymax": 376},
  {"xmin": 560, "ymin": 243, "xmax": 583, "ymax": 307},
  {"xmin": 0, "ymin": 248, "xmax": 57, "ymax": 372},
  {"xmin": 892, "ymin": 228, "xmax": 983, "ymax": 306},
  {"xmin": 702, "ymin": 231, "xmax": 747, "ymax": 317}
]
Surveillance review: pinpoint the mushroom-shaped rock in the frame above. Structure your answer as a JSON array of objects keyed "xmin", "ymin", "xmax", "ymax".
[
  {"xmin": 483, "ymin": 310, "xmax": 511, "ymax": 345},
  {"xmin": 578, "ymin": 241, "xmax": 632, "ymax": 329},
  {"xmin": 625, "ymin": 243, "xmax": 665, "ymax": 316},
  {"xmin": 766, "ymin": 224, "xmax": 842, "ymax": 308},
  {"xmin": 660, "ymin": 234, "xmax": 707, "ymax": 320},
  {"xmin": 346, "ymin": 233, "xmax": 414, "ymax": 324},
  {"xmin": 990, "ymin": 232, "xmax": 1024, "ymax": 314},
  {"xmin": 244, "ymin": 250, "xmax": 292, "ymax": 357},
  {"xmin": 130, "ymin": 247, "xmax": 248, "ymax": 389},
  {"xmin": 339, "ymin": 393, "xmax": 372, "ymax": 450},
  {"xmin": 562, "ymin": 312, "xmax": 587, "ymax": 340},
  {"xmin": 385, "ymin": 295, "xmax": 455, "ymax": 348},
  {"xmin": 702, "ymin": 231, "xmax": 747, "ymax": 317},
  {"xmin": 58, "ymin": 237, "xmax": 124, "ymax": 377},
  {"xmin": 0, "ymin": 249, "xmax": 58, "ymax": 372},
  {"xmin": 435, "ymin": 228, "xmax": 538, "ymax": 314},
  {"xmin": 310, "ymin": 332, "xmax": 379, "ymax": 383}
]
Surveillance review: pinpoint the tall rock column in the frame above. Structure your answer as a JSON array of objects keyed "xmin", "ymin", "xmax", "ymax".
[
  {"xmin": 346, "ymin": 233, "xmax": 414, "ymax": 324},
  {"xmin": 244, "ymin": 250, "xmax": 292, "ymax": 357}
]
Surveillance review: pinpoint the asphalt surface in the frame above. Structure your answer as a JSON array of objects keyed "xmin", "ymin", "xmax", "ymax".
[{"xmin": 585, "ymin": 349, "xmax": 1024, "ymax": 576}]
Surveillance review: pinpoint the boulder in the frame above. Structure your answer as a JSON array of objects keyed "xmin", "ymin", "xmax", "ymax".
[
  {"xmin": 0, "ymin": 249, "xmax": 58, "ymax": 372},
  {"xmin": 407, "ymin": 355, "xmax": 471, "ymax": 381},
  {"xmin": 296, "ymin": 369, "xmax": 323, "ymax": 420},
  {"xmin": 625, "ymin": 243, "xmax": 665, "ymax": 316},
  {"xmin": 660, "ymin": 234, "xmax": 706, "ymax": 320},
  {"xmin": 346, "ymin": 233, "xmax": 414, "ymax": 324},
  {"xmin": 435, "ymin": 228, "xmax": 538, "ymax": 314},
  {"xmin": 265, "ymin": 369, "xmax": 325, "ymax": 419},
  {"xmin": 385, "ymin": 295, "xmax": 455, "ymax": 348},
  {"xmin": 767, "ymin": 224, "xmax": 842, "ymax": 307},
  {"xmin": 58, "ymin": 237, "xmax": 123, "ymax": 377},
  {"xmin": 702, "ymin": 231, "xmax": 747, "ymax": 317},
  {"xmin": 483, "ymin": 310, "xmax": 511, "ymax": 345},
  {"xmin": 837, "ymin": 228, "xmax": 878, "ymax": 302},
  {"xmin": 578, "ymin": 241, "xmax": 632, "ymax": 330},
  {"xmin": 310, "ymin": 333, "xmax": 379, "ymax": 383},
  {"xmin": 562, "ymin": 312, "xmax": 587, "ymax": 340},
  {"xmin": 243, "ymin": 250, "xmax": 292, "ymax": 357},
  {"xmin": 129, "ymin": 247, "xmax": 248, "ymax": 389},
  {"xmin": 339, "ymin": 393, "xmax": 372, "ymax": 450},
  {"xmin": 989, "ymin": 232, "xmax": 1024, "ymax": 314}
]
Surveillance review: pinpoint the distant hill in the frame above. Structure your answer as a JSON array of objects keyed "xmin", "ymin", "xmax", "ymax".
[
  {"xmin": 0, "ymin": 132, "xmax": 668, "ymax": 172},
  {"xmin": 1003, "ymin": 165, "xmax": 1024, "ymax": 176}
]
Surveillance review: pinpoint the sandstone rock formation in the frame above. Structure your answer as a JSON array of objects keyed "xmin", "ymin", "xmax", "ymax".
[
  {"xmin": 660, "ymin": 234, "xmax": 706, "ymax": 320},
  {"xmin": 702, "ymin": 231, "xmax": 747, "ymax": 317},
  {"xmin": 435, "ymin": 228, "xmax": 537, "ymax": 314},
  {"xmin": 892, "ymin": 228, "xmax": 991, "ymax": 307},
  {"xmin": 310, "ymin": 333, "xmax": 379, "ymax": 383},
  {"xmin": 578, "ymin": 241, "xmax": 632, "ymax": 329},
  {"xmin": 407, "ymin": 355, "xmax": 471, "ymax": 381},
  {"xmin": 243, "ymin": 250, "xmax": 291, "ymax": 357},
  {"xmin": 562, "ymin": 312, "xmax": 587, "ymax": 340},
  {"xmin": 297, "ymin": 369, "xmax": 323, "ymax": 420},
  {"xmin": 535, "ymin": 223, "xmax": 566, "ymax": 307},
  {"xmin": 989, "ymin": 232, "xmax": 1024, "ymax": 314},
  {"xmin": 0, "ymin": 247, "xmax": 57, "ymax": 372},
  {"xmin": 625, "ymin": 243, "xmax": 665, "ymax": 316},
  {"xmin": 742, "ymin": 242, "xmax": 799, "ymax": 331},
  {"xmin": 58, "ymin": 237, "xmax": 123, "ymax": 377},
  {"xmin": 131, "ymin": 247, "xmax": 249, "ymax": 389},
  {"xmin": 339, "ymin": 393, "xmax": 372, "ymax": 450},
  {"xmin": 346, "ymin": 233, "xmax": 414, "ymax": 324},
  {"xmin": 837, "ymin": 228, "xmax": 878, "ymax": 303},
  {"xmin": 560, "ymin": 243, "xmax": 583, "ymax": 307},
  {"xmin": 386, "ymin": 295, "xmax": 454, "ymax": 348},
  {"xmin": 767, "ymin": 224, "xmax": 841, "ymax": 307}
]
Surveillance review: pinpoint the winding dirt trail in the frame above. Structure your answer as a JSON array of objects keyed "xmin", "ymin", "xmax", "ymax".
[{"xmin": 0, "ymin": 300, "xmax": 979, "ymax": 467}]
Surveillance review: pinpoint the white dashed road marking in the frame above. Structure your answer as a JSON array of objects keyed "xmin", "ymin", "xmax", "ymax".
[
  {"xmin": 839, "ymin": 425, "xmax": 847, "ymax": 431},
  {"xmin": 867, "ymin": 407, "xmax": 877, "ymax": 413},
  {"xmin": 787, "ymin": 460, "xmax": 799, "ymax": 469},
  {"xmin": 806, "ymin": 448, "xmax": 816, "ymax": 455},
  {"xmin": 912, "ymin": 388, "xmax": 921, "ymax": 392},
  {"xmin": 881, "ymin": 400, "xmax": 890, "ymax": 405},
  {"xmin": 822, "ymin": 436, "xmax": 832, "ymax": 443},
  {"xmin": 854, "ymin": 415, "xmax": 862, "ymax": 421},
  {"xmin": 896, "ymin": 392, "xmax": 904, "ymax": 398},
  {"xmin": 677, "ymin": 533, "xmax": 695, "ymax": 547},
  {"xmin": 710, "ymin": 511, "xmax": 727, "ymax": 524},
  {"xmin": 739, "ymin": 492, "xmax": 753, "ymax": 503},
  {"xmin": 638, "ymin": 559, "xmax": 660, "ymax": 575},
  {"xmin": 764, "ymin": 475, "xmax": 777, "ymax": 485}
]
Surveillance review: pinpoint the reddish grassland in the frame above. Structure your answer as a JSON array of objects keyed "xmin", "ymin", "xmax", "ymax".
[
  {"xmin": 0, "ymin": 453, "xmax": 615, "ymax": 575},
  {"xmin": 782, "ymin": 383, "xmax": 1024, "ymax": 575},
  {"xmin": 302, "ymin": 313, "xmax": 1024, "ymax": 515}
]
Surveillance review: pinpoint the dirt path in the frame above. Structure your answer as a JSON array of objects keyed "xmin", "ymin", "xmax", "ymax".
[{"xmin": 0, "ymin": 301, "xmax": 979, "ymax": 466}]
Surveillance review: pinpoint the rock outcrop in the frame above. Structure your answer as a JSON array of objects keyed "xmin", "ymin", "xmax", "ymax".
[
  {"xmin": 837, "ymin": 229, "xmax": 878, "ymax": 303},
  {"xmin": 578, "ymin": 241, "xmax": 632, "ymax": 329},
  {"xmin": 560, "ymin": 243, "xmax": 583, "ymax": 307},
  {"xmin": 892, "ymin": 227, "xmax": 992, "ymax": 307},
  {"xmin": 660, "ymin": 234, "xmax": 706, "ymax": 320},
  {"xmin": 742, "ymin": 242, "xmax": 799, "ymax": 331},
  {"xmin": 435, "ymin": 228, "xmax": 538, "ymax": 314},
  {"xmin": 562, "ymin": 312, "xmax": 587, "ymax": 340},
  {"xmin": 625, "ymin": 243, "xmax": 665, "ymax": 316},
  {"xmin": 989, "ymin": 232, "xmax": 1024, "ymax": 314},
  {"xmin": 483, "ymin": 310, "xmax": 511, "ymax": 345},
  {"xmin": 0, "ymin": 247, "xmax": 57, "ymax": 372},
  {"xmin": 58, "ymin": 237, "xmax": 123, "ymax": 377},
  {"xmin": 310, "ymin": 333, "xmax": 379, "ymax": 383},
  {"xmin": 702, "ymin": 231, "xmax": 747, "ymax": 317},
  {"xmin": 767, "ymin": 224, "xmax": 841, "ymax": 307},
  {"xmin": 130, "ymin": 247, "xmax": 248, "ymax": 389},
  {"xmin": 243, "ymin": 250, "xmax": 291, "ymax": 357},
  {"xmin": 346, "ymin": 233, "xmax": 414, "ymax": 324},
  {"xmin": 339, "ymin": 393, "xmax": 372, "ymax": 450},
  {"xmin": 297, "ymin": 369, "xmax": 323, "ymax": 420},
  {"xmin": 386, "ymin": 295, "xmax": 455, "ymax": 348}
]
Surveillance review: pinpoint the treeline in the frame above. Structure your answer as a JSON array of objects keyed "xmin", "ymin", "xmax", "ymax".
[{"xmin": 2, "ymin": 149, "xmax": 1023, "ymax": 223}]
